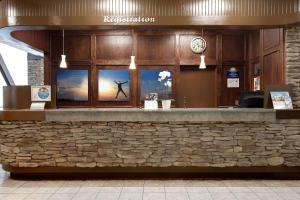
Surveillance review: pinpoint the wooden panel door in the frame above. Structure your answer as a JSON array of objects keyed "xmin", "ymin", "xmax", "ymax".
[{"xmin": 177, "ymin": 66, "xmax": 217, "ymax": 108}]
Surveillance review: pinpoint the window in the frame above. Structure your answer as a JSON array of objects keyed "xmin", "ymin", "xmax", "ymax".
[
  {"xmin": 0, "ymin": 43, "xmax": 28, "ymax": 85},
  {"xmin": 0, "ymin": 74, "xmax": 7, "ymax": 108},
  {"xmin": 0, "ymin": 43, "xmax": 28, "ymax": 108}
]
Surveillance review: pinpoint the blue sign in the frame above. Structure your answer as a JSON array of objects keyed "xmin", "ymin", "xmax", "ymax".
[{"xmin": 227, "ymin": 71, "xmax": 240, "ymax": 78}]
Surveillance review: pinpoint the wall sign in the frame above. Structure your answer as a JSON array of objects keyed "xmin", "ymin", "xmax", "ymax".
[
  {"xmin": 227, "ymin": 68, "xmax": 240, "ymax": 88},
  {"xmin": 226, "ymin": 70, "xmax": 240, "ymax": 78},
  {"xmin": 104, "ymin": 16, "xmax": 156, "ymax": 24},
  {"xmin": 227, "ymin": 78, "xmax": 240, "ymax": 88}
]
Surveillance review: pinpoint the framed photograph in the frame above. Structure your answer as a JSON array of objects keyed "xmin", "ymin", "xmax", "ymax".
[
  {"xmin": 31, "ymin": 85, "xmax": 51, "ymax": 102},
  {"xmin": 140, "ymin": 69, "xmax": 173, "ymax": 100},
  {"xmin": 57, "ymin": 70, "xmax": 89, "ymax": 102},
  {"xmin": 270, "ymin": 91, "xmax": 293, "ymax": 110},
  {"xmin": 98, "ymin": 69, "xmax": 130, "ymax": 101}
]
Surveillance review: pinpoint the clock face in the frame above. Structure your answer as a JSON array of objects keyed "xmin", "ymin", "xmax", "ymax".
[{"xmin": 190, "ymin": 37, "xmax": 207, "ymax": 54}]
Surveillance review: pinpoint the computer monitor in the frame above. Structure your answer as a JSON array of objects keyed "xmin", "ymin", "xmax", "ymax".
[{"xmin": 239, "ymin": 91, "xmax": 264, "ymax": 108}]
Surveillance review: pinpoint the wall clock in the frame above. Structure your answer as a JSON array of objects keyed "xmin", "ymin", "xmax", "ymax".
[{"xmin": 190, "ymin": 37, "xmax": 207, "ymax": 54}]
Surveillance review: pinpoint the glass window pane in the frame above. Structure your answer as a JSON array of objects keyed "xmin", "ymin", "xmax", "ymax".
[
  {"xmin": 0, "ymin": 43, "xmax": 28, "ymax": 85},
  {"xmin": 0, "ymin": 73, "xmax": 7, "ymax": 108}
]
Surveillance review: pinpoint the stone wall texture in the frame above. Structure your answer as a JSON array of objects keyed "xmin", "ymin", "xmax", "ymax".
[
  {"xmin": 285, "ymin": 26, "xmax": 300, "ymax": 108},
  {"xmin": 0, "ymin": 120, "xmax": 300, "ymax": 168},
  {"xmin": 27, "ymin": 54, "xmax": 44, "ymax": 86}
]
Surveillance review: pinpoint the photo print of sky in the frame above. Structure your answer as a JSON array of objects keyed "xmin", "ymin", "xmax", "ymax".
[
  {"xmin": 98, "ymin": 70, "xmax": 130, "ymax": 101},
  {"xmin": 57, "ymin": 70, "xmax": 89, "ymax": 101},
  {"xmin": 140, "ymin": 70, "xmax": 172, "ymax": 100}
]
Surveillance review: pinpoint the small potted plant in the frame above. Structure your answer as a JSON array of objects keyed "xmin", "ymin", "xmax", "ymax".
[{"xmin": 158, "ymin": 70, "xmax": 172, "ymax": 110}]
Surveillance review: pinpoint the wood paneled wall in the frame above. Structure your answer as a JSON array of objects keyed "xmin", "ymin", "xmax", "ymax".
[
  {"xmin": 48, "ymin": 29, "xmax": 250, "ymax": 108},
  {"xmin": 261, "ymin": 28, "xmax": 285, "ymax": 88},
  {"xmin": 247, "ymin": 28, "xmax": 285, "ymax": 91},
  {"xmin": 10, "ymin": 28, "xmax": 285, "ymax": 108}
]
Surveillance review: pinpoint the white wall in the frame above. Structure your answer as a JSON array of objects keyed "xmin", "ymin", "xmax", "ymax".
[{"xmin": 0, "ymin": 43, "xmax": 28, "ymax": 107}]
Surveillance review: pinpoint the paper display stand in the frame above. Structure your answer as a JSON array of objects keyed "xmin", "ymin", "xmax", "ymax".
[
  {"xmin": 144, "ymin": 100, "xmax": 158, "ymax": 110},
  {"xmin": 30, "ymin": 86, "xmax": 51, "ymax": 110},
  {"xmin": 264, "ymin": 85, "xmax": 293, "ymax": 109}
]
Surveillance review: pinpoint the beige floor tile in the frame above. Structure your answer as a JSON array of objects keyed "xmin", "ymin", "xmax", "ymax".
[
  {"xmin": 164, "ymin": 180, "xmax": 186, "ymax": 187},
  {"xmin": 0, "ymin": 194, "xmax": 7, "ymax": 199},
  {"xmin": 55, "ymin": 187, "xmax": 80, "ymax": 194},
  {"xmin": 166, "ymin": 192, "xmax": 189, "ymax": 200},
  {"xmin": 4, "ymin": 194, "xmax": 29, "ymax": 200},
  {"xmin": 284, "ymin": 181, "xmax": 300, "ymax": 187},
  {"xmin": 210, "ymin": 192, "xmax": 237, "ymax": 200},
  {"xmin": 277, "ymin": 192, "xmax": 300, "ymax": 200},
  {"xmin": 185, "ymin": 180, "xmax": 207, "ymax": 187},
  {"xmin": 81, "ymin": 180, "xmax": 105, "ymax": 187},
  {"xmin": 255, "ymin": 192, "xmax": 282, "ymax": 200},
  {"xmin": 13, "ymin": 187, "xmax": 38, "ymax": 194},
  {"xmin": 186, "ymin": 186, "xmax": 208, "ymax": 193},
  {"xmin": 102, "ymin": 180, "xmax": 124, "ymax": 187},
  {"xmin": 143, "ymin": 193, "xmax": 166, "ymax": 200},
  {"xmin": 243, "ymin": 181, "xmax": 266, "ymax": 187},
  {"xmin": 100, "ymin": 187, "xmax": 122, "ymax": 193},
  {"xmin": 21, "ymin": 181, "xmax": 42, "ymax": 188},
  {"xmin": 123, "ymin": 180, "xmax": 144, "ymax": 187},
  {"xmin": 35, "ymin": 187, "xmax": 60, "ymax": 194},
  {"xmin": 72, "ymin": 192, "xmax": 98, "ymax": 200},
  {"xmin": 164, "ymin": 187, "xmax": 186, "ymax": 193},
  {"xmin": 48, "ymin": 193, "xmax": 75, "ymax": 200},
  {"xmin": 292, "ymin": 187, "xmax": 300, "ymax": 193},
  {"xmin": 122, "ymin": 187, "xmax": 143, "ymax": 193},
  {"xmin": 207, "ymin": 187, "xmax": 231, "ymax": 193},
  {"xmin": 223, "ymin": 180, "xmax": 249, "ymax": 187},
  {"xmin": 0, "ymin": 181, "xmax": 25, "ymax": 188},
  {"xmin": 24, "ymin": 193, "xmax": 52, "ymax": 200},
  {"xmin": 62, "ymin": 181, "xmax": 84, "ymax": 187},
  {"xmin": 96, "ymin": 192, "xmax": 120, "ymax": 200},
  {"xmin": 248, "ymin": 187, "xmax": 273, "ymax": 193},
  {"xmin": 188, "ymin": 193, "xmax": 212, "ymax": 200},
  {"xmin": 233, "ymin": 192, "xmax": 260, "ymax": 200},
  {"xmin": 228, "ymin": 187, "xmax": 252, "ymax": 193},
  {"xmin": 143, "ymin": 187, "xmax": 165, "ymax": 193},
  {"xmin": 79, "ymin": 187, "xmax": 102, "ymax": 193},
  {"xmin": 144, "ymin": 180, "xmax": 166, "ymax": 187},
  {"xmin": 270, "ymin": 187, "xmax": 295, "ymax": 193},
  {"xmin": 0, "ymin": 186, "xmax": 16, "ymax": 194},
  {"xmin": 119, "ymin": 192, "xmax": 143, "ymax": 200},
  {"xmin": 262, "ymin": 180, "xmax": 290, "ymax": 187},
  {"xmin": 203, "ymin": 181, "xmax": 227, "ymax": 187},
  {"xmin": 38, "ymin": 181, "xmax": 65, "ymax": 187}
]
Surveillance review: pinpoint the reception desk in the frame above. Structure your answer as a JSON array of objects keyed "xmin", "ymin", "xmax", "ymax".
[{"xmin": 0, "ymin": 108, "xmax": 300, "ymax": 177}]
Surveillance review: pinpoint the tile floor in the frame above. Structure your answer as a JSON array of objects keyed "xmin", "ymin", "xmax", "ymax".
[{"xmin": 0, "ymin": 167, "xmax": 300, "ymax": 200}]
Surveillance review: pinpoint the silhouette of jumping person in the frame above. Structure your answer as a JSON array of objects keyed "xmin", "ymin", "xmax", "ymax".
[{"xmin": 114, "ymin": 80, "xmax": 128, "ymax": 99}]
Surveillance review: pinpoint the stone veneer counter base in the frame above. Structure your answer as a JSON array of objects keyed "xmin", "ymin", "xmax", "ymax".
[{"xmin": 0, "ymin": 108, "xmax": 300, "ymax": 176}]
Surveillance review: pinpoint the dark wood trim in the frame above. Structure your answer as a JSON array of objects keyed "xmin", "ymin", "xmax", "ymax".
[
  {"xmin": 276, "ymin": 110, "xmax": 300, "ymax": 119},
  {"xmin": 4, "ymin": 165, "xmax": 300, "ymax": 180},
  {"xmin": 0, "ymin": 111, "xmax": 45, "ymax": 121}
]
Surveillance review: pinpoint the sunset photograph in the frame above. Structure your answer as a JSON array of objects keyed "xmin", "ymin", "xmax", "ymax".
[
  {"xmin": 56, "ymin": 70, "xmax": 89, "ymax": 101},
  {"xmin": 98, "ymin": 69, "xmax": 130, "ymax": 101}
]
